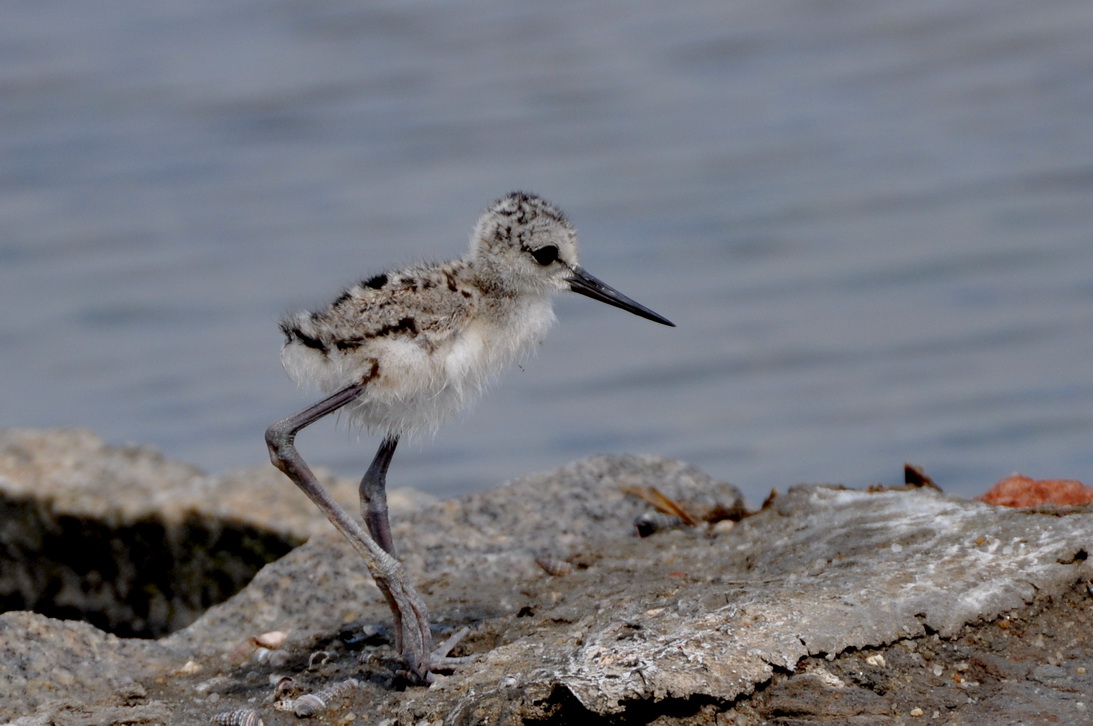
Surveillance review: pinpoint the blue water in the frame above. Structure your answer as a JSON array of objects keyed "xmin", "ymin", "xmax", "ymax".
[{"xmin": 3, "ymin": 0, "xmax": 1093, "ymax": 506}]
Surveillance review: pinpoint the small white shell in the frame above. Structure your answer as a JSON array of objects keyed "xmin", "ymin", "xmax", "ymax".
[
  {"xmin": 273, "ymin": 675, "xmax": 296, "ymax": 699},
  {"xmin": 535, "ymin": 555, "xmax": 574, "ymax": 577},
  {"xmin": 292, "ymin": 693, "xmax": 326, "ymax": 718},
  {"xmin": 276, "ymin": 678, "xmax": 361, "ymax": 718},
  {"xmin": 634, "ymin": 512, "xmax": 685, "ymax": 537},
  {"xmin": 252, "ymin": 630, "xmax": 287, "ymax": 650},
  {"xmin": 179, "ymin": 659, "xmax": 202, "ymax": 675},
  {"xmin": 254, "ymin": 647, "xmax": 291, "ymax": 668},
  {"xmin": 210, "ymin": 708, "xmax": 265, "ymax": 726},
  {"xmin": 307, "ymin": 650, "xmax": 331, "ymax": 670}
]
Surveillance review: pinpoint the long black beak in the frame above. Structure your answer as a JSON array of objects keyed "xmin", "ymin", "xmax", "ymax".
[{"xmin": 568, "ymin": 266, "xmax": 675, "ymax": 327}]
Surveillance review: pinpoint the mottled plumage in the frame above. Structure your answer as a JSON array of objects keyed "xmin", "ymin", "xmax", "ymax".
[
  {"xmin": 277, "ymin": 192, "xmax": 669, "ymax": 437},
  {"xmin": 278, "ymin": 255, "xmax": 553, "ymax": 437},
  {"xmin": 265, "ymin": 191, "xmax": 672, "ymax": 683}
]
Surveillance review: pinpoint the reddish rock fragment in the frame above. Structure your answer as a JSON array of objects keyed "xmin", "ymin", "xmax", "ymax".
[{"xmin": 978, "ymin": 475, "xmax": 1093, "ymax": 508}]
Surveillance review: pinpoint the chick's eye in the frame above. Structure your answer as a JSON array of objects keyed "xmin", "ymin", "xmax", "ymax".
[{"xmin": 531, "ymin": 245, "xmax": 559, "ymax": 266}]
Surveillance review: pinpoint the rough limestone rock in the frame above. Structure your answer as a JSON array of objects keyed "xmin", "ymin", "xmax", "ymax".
[
  {"xmin": 0, "ymin": 428, "xmax": 1090, "ymax": 724},
  {"xmin": 0, "ymin": 428, "xmax": 432, "ymax": 639}
]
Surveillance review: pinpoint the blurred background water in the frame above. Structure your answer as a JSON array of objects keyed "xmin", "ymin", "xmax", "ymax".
[{"xmin": 3, "ymin": 0, "xmax": 1092, "ymax": 506}]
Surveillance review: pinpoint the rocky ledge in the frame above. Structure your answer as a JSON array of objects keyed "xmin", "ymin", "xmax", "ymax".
[{"xmin": 0, "ymin": 429, "xmax": 1090, "ymax": 725}]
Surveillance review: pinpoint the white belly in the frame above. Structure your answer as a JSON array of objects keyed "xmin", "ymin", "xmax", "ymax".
[{"xmin": 283, "ymin": 295, "xmax": 558, "ymax": 438}]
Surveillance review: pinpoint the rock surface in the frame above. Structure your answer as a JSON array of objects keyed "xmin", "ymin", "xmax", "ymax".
[
  {"xmin": 0, "ymin": 428, "xmax": 432, "ymax": 639},
  {"xmin": 0, "ymin": 429, "xmax": 1090, "ymax": 724}
]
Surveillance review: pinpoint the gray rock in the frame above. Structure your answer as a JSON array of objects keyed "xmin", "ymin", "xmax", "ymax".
[
  {"xmin": 0, "ymin": 428, "xmax": 434, "ymax": 639},
  {"xmin": 1, "ymin": 428, "xmax": 1090, "ymax": 724},
  {"xmin": 0, "ymin": 611, "xmax": 176, "ymax": 720}
]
